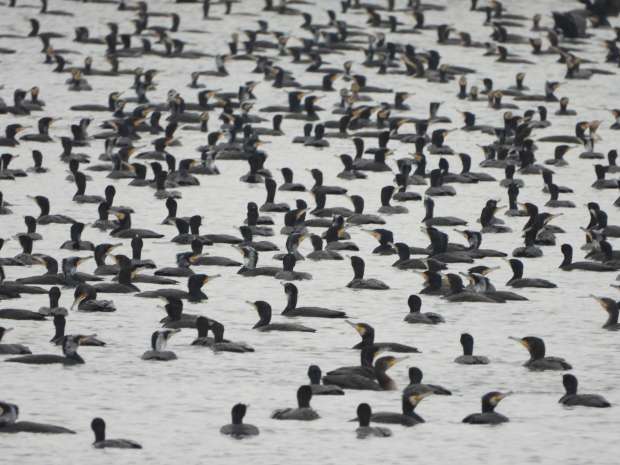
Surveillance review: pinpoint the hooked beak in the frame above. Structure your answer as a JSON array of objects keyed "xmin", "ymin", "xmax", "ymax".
[
  {"xmin": 389, "ymin": 356, "xmax": 408, "ymax": 367},
  {"xmin": 71, "ymin": 293, "xmax": 86, "ymax": 310},
  {"xmin": 508, "ymin": 336, "xmax": 527, "ymax": 349},
  {"xmin": 107, "ymin": 243, "xmax": 123, "ymax": 254},
  {"xmin": 409, "ymin": 391, "xmax": 434, "ymax": 404},
  {"xmin": 31, "ymin": 255, "xmax": 47, "ymax": 266},
  {"xmin": 345, "ymin": 320, "xmax": 364, "ymax": 335},
  {"xmin": 204, "ymin": 274, "xmax": 221, "ymax": 284},
  {"xmin": 77, "ymin": 256, "xmax": 92, "ymax": 266}
]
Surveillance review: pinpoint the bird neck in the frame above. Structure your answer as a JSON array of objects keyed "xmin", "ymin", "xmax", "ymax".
[{"xmin": 284, "ymin": 291, "xmax": 297, "ymax": 312}]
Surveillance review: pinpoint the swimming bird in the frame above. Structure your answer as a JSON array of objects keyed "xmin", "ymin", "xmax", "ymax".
[
  {"xmin": 455, "ymin": 333, "xmax": 489, "ymax": 365},
  {"xmin": 309, "ymin": 168, "xmax": 347, "ymax": 195},
  {"xmin": 220, "ymin": 404, "xmax": 259, "ymax": 438},
  {"xmin": 141, "ymin": 329, "xmax": 180, "ymax": 361},
  {"xmin": 391, "ymin": 243, "xmax": 431, "ymax": 270},
  {"xmin": 72, "ymin": 284, "xmax": 116, "ymax": 312},
  {"xmin": 403, "ymin": 295, "xmax": 444, "ymax": 324},
  {"xmin": 135, "ymin": 274, "xmax": 217, "ymax": 302},
  {"xmin": 355, "ymin": 403, "xmax": 392, "ymax": 439},
  {"xmin": 378, "ymin": 186, "xmax": 408, "ymax": 214},
  {"xmin": 91, "ymin": 418, "xmax": 141, "ymax": 449},
  {"xmin": 347, "ymin": 256, "xmax": 389, "ymax": 290},
  {"xmin": 403, "ymin": 367, "xmax": 452, "ymax": 397},
  {"xmin": 324, "ymin": 345, "xmax": 386, "ymax": 381},
  {"xmin": 275, "ymin": 254, "xmax": 312, "ymax": 281},
  {"xmin": 559, "ymin": 374, "xmax": 611, "ymax": 408},
  {"xmin": 5, "ymin": 335, "xmax": 86, "ymax": 365},
  {"xmin": 505, "ymin": 258, "xmax": 556, "ymax": 288},
  {"xmin": 207, "ymin": 320, "xmax": 254, "ymax": 353},
  {"xmin": 250, "ymin": 300, "xmax": 316, "ymax": 332},
  {"xmin": 355, "ymin": 391, "xmax": 433, "ymax": 426},
  {"xmin": 363, "ymin": 229, "xmax": 395, "ymax": 255},
  {"xmin": 463, "ymin": 392, "xmax": 511, "ymax": 424},
  {"xmin": 271, "ymin": 386, "xmax": 319, "ymax": 421},
  {"xmin": 590, "ymin": 296, "xmax": 620, "ymax": 330},
  {"xmin": 0, "ymin": 327, "xmax": 31, "ymax": 354},
  {"xmin": 323, "ymin": 356, "xmax": 406, "ymax": 391},
  {"xmin": 306, "ymin": 235, "xmax": 343, "ymax": 261},
  {"xmin": 306, "ymin": 365, "xmax": 344, "ymax": 396},
  {"xmin": 111, "ymin": 211, "xmax": 164, "ymax": 239},
  {"xmin": 50, "ymin": 315, "xmax": 104, "ymax": 347},
  {"xmin": 60, "ymin": 223, "xmax": 94, "ymax": 251},
  {"xmin": 422, "ymin": 196, "xmax": 466, "ymax": 226},
  {"xmin": 31, "ymin": 195, "xmax": 75, "ymax": 225},
  {"xmin": 559, "ymin": 244, "xmax": 616, "ymax": 272},
  {"xmin": 0, "ymin": 402, "xmax": 75, "ymax": 434},
  {"xmin": 235, "ymin": 245, "xmax": 281, "ymax": 276},
  {"xmin": 347, "ymin": 321, "xmax": 419, "ymax": 353},
  {"xmin": 510, "ymin": 336, "xmax": 572, "ymax": 371},
  {"xmin": 281, "ymin": 283, "xmax": 346, "ymax": 318}
]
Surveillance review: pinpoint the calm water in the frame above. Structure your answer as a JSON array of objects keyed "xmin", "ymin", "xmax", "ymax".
[{"xmin": 1, "ymin": 1, "xmax": 619, "ymax": 464}]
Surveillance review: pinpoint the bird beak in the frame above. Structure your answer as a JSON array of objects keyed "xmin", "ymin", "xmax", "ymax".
[
  {"xmin": 107, "ymin": 243, "xmax": 123, "ymax": 254},
  {"xmin": 508, "ymin": 336, "xmax": 527, "ymax": 349},
  {"xmin": 78, "ymin": 334, "xmax": 96, "ymax": 343},
  {"xmin": 31, "ymin": 255, "xmax": 46, "ymax": 266},
  {"xmin": 204, "ymin": 274, "xmax": 221, "ymax": 284},
  {"xmin": 410, "ymin": 391, "xmax": 433, "ymax": 404},
  {"xmin": 363, "ymin": 229, "xmax": 380, "ymax": 240},
  {"xmin": 345, "ymin": 320, "xmax": 364, "ymax": 335},
  {"xmin": 389, "ymin": 356, "xmax": 408, "ymax": 367},
  {"xmin": 71, "ymin": 293, "xmax": 86, "ymax": 310}
]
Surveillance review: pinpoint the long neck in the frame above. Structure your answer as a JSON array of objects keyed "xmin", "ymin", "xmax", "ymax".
[
  {"xmin": 462, "ymin": 339, "xmax": 473, "ymax": 356},
  {"xmin": 482, "ymin": 401, "xmax": 495, "ymax": 413},
  {"xmin": 94, "ymin": 427, "xmax": 105, "ymax": 442},
  {"xmin": 401, "ymin": 397, "xmax": 414, "ymax": 416},
  {"xmin": 188, "ymin": 281, "xmax": 204, "ymax": 298},
  {"xmin": 66, "ymin": 352, "xmax": 85, "ymax": 364},
  {"xmin": 375, "ymin": 368, "xmax": 394, "ymax": 390},
  {"xmin": 511, "ymin": 263, "xmax": 523, "ymax": 280},
  {"xmin": 284, "ymin": 291, "xmax": 297, "ymax": 311},
  {"xmin": 560, "ymin": 249, "xmax": 572, "ymax": 267},
  {"xmin": 605, "ymin": 308, "xmax": 619, "ymax": 327},
  {"xmin": 352, "ymin": 260, "xmax": 364, "ymax": 279},
  {"xmin": 359, "ymin": 331, "xmax": 373, "ymax": 346},
  {"xmin": 118, "ymin": 269, "xmax": 132, "ymax": 285},
  {"xmin": 213, "ymin": 325, "xmax": 224, "ymax": 343},
  {"xmin": 423, "ymin": 202, "xmax": 434, "ymax": 220},
  {"xmin": 46, "ymin": 259, "xmax": 59, "ymax": 274},
  {"xmin": 256, "ymin": 309, "xmax": 271, "ymax": 327},
  {"xmin": 508, "ymin": 193, "xmax": 518, "ymax": 210},
  {"xmin": 53, "ymin": 317, "xmax": 65, "ymax": 340}
]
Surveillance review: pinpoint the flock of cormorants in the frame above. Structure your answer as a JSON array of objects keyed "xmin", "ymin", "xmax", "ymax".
[{"xmin": 0, "ymin": 0, "xmax": 618, "ymax": 449}]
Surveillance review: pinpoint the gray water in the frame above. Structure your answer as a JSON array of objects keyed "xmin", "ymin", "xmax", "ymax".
[{"xmin": 1, "ymin": 0, "xmax": 619, "ymax": 464}]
